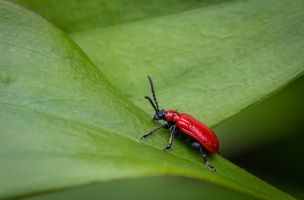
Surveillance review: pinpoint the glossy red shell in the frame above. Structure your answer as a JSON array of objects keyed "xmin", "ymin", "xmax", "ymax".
[{"xmin": 166, "ymin": 110, "xmax": 219, "ymax": 153}]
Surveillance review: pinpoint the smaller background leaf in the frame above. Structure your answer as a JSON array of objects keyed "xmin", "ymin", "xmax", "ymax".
[{"xmin": 23, "ymin": 176, "xmax": 257, "ymax": 200}]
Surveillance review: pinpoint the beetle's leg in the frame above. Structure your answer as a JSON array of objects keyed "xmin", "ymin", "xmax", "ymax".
[
  {"xmin": 201, "ymin": 151, "xmax": 216, "ymax": 172},
  {"xmin": 190, "ymin": 142, "xmax": 216, "ymax": 172},
  {"xmin": 141, "ymin": 123, "xmax": 169, "ymax": 139},
  {"xmin": 164, "ymin": 125, "xmax": 177, "ymax": 151}
]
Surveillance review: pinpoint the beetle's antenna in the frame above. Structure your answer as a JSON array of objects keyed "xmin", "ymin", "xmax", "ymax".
[
  {"xmin": 147, "ymin": 76, "xmax": 160, "ymax": 111},
  {"xmin": 144, "ymin": 96, "xmax": 158, "ymax": 113}
]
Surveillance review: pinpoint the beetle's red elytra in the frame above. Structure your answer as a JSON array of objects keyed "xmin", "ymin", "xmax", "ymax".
[{"xmin": 141, "ymin": 76, "xmax": 219, "ymax": 171}]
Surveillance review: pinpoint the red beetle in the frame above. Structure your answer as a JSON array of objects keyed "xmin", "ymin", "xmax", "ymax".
[{"xmin": 141, "ymin": 76, "xmax": 219, "ymax": 171}]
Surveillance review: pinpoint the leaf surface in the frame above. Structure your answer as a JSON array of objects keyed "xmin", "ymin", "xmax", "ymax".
[{"xmin": 1, "ymin": 1, "xmax": 303, "ymax": 200}]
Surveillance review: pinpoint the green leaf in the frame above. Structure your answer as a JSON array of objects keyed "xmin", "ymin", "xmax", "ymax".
[
  {"xmin": 1, "ymin": 0, "xmax": 303, "ymax": 200},
  {"xmin": 14, "ymin": 0, "xmax": 304, "ymax": 128},
  {"xmin": 68, "ymin": 0, "xmax": 304, "ymax": 128},
  {"xmin": 10, "ymin": 0, "xmax": 233, "ymax": 33}
]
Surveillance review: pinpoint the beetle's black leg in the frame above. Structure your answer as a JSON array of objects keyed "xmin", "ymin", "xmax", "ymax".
[
  {"xmin": 190, "ymin": 141, "xmax": 216, "ymax": 172},
  {"xmin": 164, "ymin": 125, "xmax": 177, "ymax": 151},
  {"xmin": 201, "ymin": 150, "xmax": 216, "ymax": 172},
  {"xmin": 141, "ymin": 123, "xmax": 168, "ymax": 139}
]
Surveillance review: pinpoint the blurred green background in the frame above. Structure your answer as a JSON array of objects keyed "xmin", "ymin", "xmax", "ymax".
[{"xmin": 217, "ymin": 76, "xmax": 304, "ymax": 199}]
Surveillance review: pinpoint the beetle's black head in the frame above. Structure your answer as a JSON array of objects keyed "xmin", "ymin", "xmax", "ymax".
[
  {"xmin": 152, "ymin": 109, "xmax": 166, "ymax": 121},
  {"xmin": 145, "ymin": 76, "xmax": 166, "ymax": 121}
]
